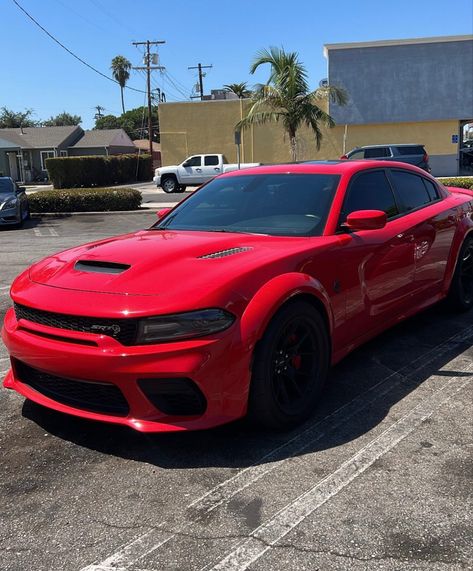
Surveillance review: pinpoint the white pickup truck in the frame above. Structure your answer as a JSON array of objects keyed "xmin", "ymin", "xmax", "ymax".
[{"xmin": 153, "ymin": 153, "xmax": 261, "ymax": 193}]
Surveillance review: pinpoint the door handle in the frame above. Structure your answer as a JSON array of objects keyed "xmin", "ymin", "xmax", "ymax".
[
  {"xmin": 214, "ymin": 167, "xmax": 220, "ymax": 171},
  {"xmin": 195, "ymin": 168, "xmax": 202, "ymax": 172}
]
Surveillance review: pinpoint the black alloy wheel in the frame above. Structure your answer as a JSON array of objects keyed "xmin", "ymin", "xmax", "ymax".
[
  {"xmin": 448, "ymin": 235, "xmax": 473, "ymax": 311},
  {"xmin": 248, "ymin": 300, "xmax": 330, "ymax": 429}
]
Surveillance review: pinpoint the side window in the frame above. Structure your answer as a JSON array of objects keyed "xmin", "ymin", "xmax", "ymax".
[
  {"xmin": 390, "ymin": 170, "xmax": 432, "ymax": 212},
  {"xmin": 204, "ymin": 155, "xmax": 219, "ymax": 166},
  {"xmin": 185, "ymin": 156, "xmax": 201, "ymax": 167},
  {"xmin": 422, "ymin": 178, "xmax": 439, "ymax": 201},
  {"xmin": 340, "ymin": 170, "xmax": 398, "ymax": 223},
  {"xmin": 347, "ymin": 150, "xmax": 364, "ymax": 160},
  {"xmin": 364, "ymin": 147, "xmax": 390, "ymax": 158}
]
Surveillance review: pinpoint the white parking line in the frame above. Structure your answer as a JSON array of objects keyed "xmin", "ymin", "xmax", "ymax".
[
  {"xmin": 80, "ymin": 325, "xmax": 473, "ymax": 571},
  {"xmin": 0, "ymin": 285, "xmax": 10, "ymax": 290},
  {"xmin": 209, "ymin": 369, "xmax": 472, "ymax": 571},
  {"xmin": 33, "ymin": 225, "xmax": 59, "ymax": 237}
]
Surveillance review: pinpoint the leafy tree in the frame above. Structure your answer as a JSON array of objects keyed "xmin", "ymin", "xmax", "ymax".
[
  {"xmin": 223, "ymin": 82, "xmax": 252, "ymax": 98},
  {"xmin": 94, "ymin": 106, "xmax": 160, "ymax": 142},
  {"xmin": 111, "ymin": 55, "xmax": 132, "ymax": 114},
  {"xmin": 237, "ymin": 47, "xmax": 347, "ymax": 161},
  {"xmin": 42, "ymin": 112, "xmax": 81, "ymax": 126},
  {"xmin": 0, "ymin": 107, "xmax": 38, "ymax": 128},
  {"xmin": 94, "ymin": 114, "xmax": 122, "ymax": 130}
]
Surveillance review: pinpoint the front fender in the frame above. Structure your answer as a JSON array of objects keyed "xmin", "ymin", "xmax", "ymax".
[{"xmin": 239, "ymin": 272, "xmax": 333, "ymax": 350}]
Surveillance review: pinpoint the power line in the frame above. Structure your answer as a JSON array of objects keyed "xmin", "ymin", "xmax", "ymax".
[
  {"xmin": 11, "ymin": 0, "xmax": 146, "ymax": 95},
  {"xmin": 188, "ymin": 63, "xmax": 213, "ymax": 100},
  {"xmin": 132, "ymin": 40, "xmax": 165, "ymax": 157}
]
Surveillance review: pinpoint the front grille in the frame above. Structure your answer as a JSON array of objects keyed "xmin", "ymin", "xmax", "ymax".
[
  {"xmin": 13, "ymin": 360, "xmax": 129, "ymax": 416},
  {"xmin": 138, "ymin": 378, "xmax": 207, "ymax": 416},
  {"xmin": 14, "ymin": 303, "xmax": 138, "ymax": 345}
]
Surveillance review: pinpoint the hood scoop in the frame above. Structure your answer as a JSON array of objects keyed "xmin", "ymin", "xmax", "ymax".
[
  {"xmin": 74, "ymin": 260, "xmax": 131, "ymax": 274},
  {"xmin": 198, "ymin": 247, "xmax": 253, "ymax": 259}
]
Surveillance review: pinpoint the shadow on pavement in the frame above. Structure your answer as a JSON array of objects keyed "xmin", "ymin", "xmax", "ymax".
[{"xmin": 21, "ymin": 303, "xmax": 472, "ymax": 470}]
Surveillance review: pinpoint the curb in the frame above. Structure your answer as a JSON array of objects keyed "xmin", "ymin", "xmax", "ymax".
[{"xmin": 31, "ymin": 208, "xmax": 160, "ymax": 218}]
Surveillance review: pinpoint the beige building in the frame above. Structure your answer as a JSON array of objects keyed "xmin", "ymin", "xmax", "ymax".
[{"xmin": 158, "ymin": 35, "xmax": 473, "ymax": 176}]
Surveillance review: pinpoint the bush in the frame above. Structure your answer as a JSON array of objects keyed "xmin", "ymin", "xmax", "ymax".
[
  {"xmin": 437, "ymin": 177, "xmax": 473, "ymax": 190},
  {"xmin": 45, "ymin": 154, "xmax": 152, "ymax": 189},
  {"xmin": 29, "ymin": 188, "xmax": 142, "ymax": 213}
]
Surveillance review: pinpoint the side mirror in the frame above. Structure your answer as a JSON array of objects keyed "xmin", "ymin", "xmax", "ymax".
[
  {"xmin": 157, "ymin": 208, "xmax": 172, "ymax": 219},
  {"xmin": 342, "ymin": 210, "xmax": 387, "ymax": 231},
  {"xmin": 182, "ymin": 161, "xmax": 191, "ymax": 168}
]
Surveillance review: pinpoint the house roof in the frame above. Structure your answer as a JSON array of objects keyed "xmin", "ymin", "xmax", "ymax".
[
  {"xmin": 0, "ymin": 126, "xmax": 81, "ymax": 149},
  {"xmin": 323, "ymin": 34, "xmax": 473, "ymax": 55},
  {"xmin": 0, "ymin": 136, "xmax": 20, "ymax": 149},
  {"xmin": 72, "ymin": 129, "xmax": 135, "ymax": 148},
  {"xmin": 133, "ymin": 139, "xmax": 161, "ymax": 152}
]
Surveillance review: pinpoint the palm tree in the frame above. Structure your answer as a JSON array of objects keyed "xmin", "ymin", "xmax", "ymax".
[
  {"xmin": 223, "ymin": 82, "xmax": 252, "ymax": 99},
  {"xmin": 237, "ymin": 47, "xmax": 347, "ymax": 162},
  {"xmin": 111, "ymin": 55, "xmax": 132, "ymax": 114}
]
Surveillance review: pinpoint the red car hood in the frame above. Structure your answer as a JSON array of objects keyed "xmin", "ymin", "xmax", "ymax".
[{"xmin": 28, "ymin": 230, "xmax": 313, "ymax": 297}]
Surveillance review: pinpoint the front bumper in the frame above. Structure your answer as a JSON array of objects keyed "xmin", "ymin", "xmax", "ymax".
[
  {"xmin": 153, "ymin": 174, "xmax": 161, "ymax": 186},
  {"xmin": 0, "ymin": 206, "xmax": 19, "ymax": 225},
  {"xmin": 2, "ymin": 307, "xmax": 251, "ymax": 432}
]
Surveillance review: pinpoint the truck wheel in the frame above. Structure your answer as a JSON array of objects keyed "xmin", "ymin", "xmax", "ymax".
[
  {"xmin": 448, "ymin": 235, "xmax": 473, "ymax": 312},
  {"xmin": 247, "ymin": 300, "xmax": 330, "ymax": 429},
  {"xmin": 161, "ymin": 176, "xmax": 178, "ymax": 193},
  {"xmin": 177, "ymin": 185, "xmax": 186, "ymax": 193}
]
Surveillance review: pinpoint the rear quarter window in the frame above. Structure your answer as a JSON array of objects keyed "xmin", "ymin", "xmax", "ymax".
[{"xmin": 395, "ymin": 146, "xmax": 425, "ymax": 156}]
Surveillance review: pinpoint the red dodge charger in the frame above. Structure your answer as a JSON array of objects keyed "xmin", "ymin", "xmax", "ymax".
[{"xmin": 2, "ymin": 161, "xmax": 473, "ymax": 432}]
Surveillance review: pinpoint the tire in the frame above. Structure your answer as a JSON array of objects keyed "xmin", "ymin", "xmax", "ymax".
[
  {"xmin": 25, "ymin": 204, "xmax": 31, "ymax": 221},
  {"xmin": 177, "ymin": 185, "xmax": 186, "ymax": 193},
  {"xmin": 248, "ymin": 300, "xmax": 330, "ymax": 429},
  {"xmin": 161, "ymin": 176, "xmax": 178, "ymax": 193},
  {"xmin": 448, "ymin": 234, "xmax": 473, "ymax": 312}
]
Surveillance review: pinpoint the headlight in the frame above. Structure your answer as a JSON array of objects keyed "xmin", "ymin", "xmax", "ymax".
[
  {"xmin": 1, "ymin": 197, "xmax": 17, "ymax": 210},
  {"xmin": 136, "ymin": 308, "xmax": 235, "ymax": 344}
]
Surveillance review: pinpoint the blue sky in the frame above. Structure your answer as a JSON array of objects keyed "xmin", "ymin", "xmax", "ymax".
[{"xmin": 2, "ymin": 0, "xmax": 472, "ymax": 129}]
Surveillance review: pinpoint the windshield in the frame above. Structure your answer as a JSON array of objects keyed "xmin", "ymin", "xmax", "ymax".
[
  {"xmin": 0, "ymin": 179, "xmax": 14, "ymax": 194},
  {"xmin": 152, "ymin": 173, "xmax": 340, "ymax": 237}
]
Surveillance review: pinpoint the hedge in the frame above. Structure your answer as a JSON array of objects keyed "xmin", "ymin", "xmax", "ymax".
[
  {"xmin": 45, "ymin": 154, "xmax": 152, "ymax": 189},
  {"xmin": 29, "ymin": 188, "xmax": 142, "ymax": 213},
  {"xmin": 437, "ymin": 177, "xmax": 473, "ymax": 190}
]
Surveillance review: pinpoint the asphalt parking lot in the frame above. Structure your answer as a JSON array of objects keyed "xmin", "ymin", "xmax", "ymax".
[{"xmin": 0, "ymin": 212, "xmax": 472, "ymax": 571}]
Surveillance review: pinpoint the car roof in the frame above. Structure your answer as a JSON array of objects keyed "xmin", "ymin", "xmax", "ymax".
[
  {"xmin": 353, "ymin": 144, "xmax": 424, "ymax": 149},
  {"xmin": 220, "ymin": 160, "xmax": 428, "ymax": 178}
]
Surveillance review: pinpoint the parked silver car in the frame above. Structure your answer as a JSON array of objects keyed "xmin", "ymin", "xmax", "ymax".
[{"xmin": 0, "ymin": 177, "xmax": 30, "ymax": 228}]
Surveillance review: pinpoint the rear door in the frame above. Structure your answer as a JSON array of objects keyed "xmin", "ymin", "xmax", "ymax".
[
  {"xmin": 387, "ymin": 169, "xmax": 457, "ymax": 296},
  {"xmin": 393, "ymin": 146, "xmax": 427, "ymax": 169},
  {"xmin": 199, "ymin": 155, "xmax": 222, "ymax": 182},
  {"xmin": 363, "ymin": 147, "xmax": 393, "ymax": 160}
]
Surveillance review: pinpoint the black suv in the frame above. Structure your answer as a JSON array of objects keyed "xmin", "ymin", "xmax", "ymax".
[{"xmin": 341, "ymin": 144, "xmax": 431, "ymax": 172}]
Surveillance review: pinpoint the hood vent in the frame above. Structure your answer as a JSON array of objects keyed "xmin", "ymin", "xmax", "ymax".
[
  {"xmin": 199, "ymin": 247, "xmax": 253, "ymax": 260},
  {"xmin": 74, "ymin": 260, "xmax": 131, "ymax": 274}
]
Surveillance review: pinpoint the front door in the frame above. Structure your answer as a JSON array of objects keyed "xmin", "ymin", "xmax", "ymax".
[
  {"xmin": 335, "ymin": 169, "xmax": 418, "ymax": 344},
  {"xmin": 7, "ymin": 152, "xmax": 19, "ymax": 181},
  {"xmin": 178, "ymin": 155, "xmax": 203, "ymax": 184}
]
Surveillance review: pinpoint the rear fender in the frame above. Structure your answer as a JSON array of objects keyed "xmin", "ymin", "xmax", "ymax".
[
  {"xmin": 239, "ymin": 272, "xmax": 333, "ymax": 351},
  {"xmin": 443, "ymin": 207, "xmax": 473, "ymax": 293}
]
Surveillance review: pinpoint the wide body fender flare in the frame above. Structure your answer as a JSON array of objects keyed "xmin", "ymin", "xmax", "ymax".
[{"xmin": 239, "ymin": 272, "xmax": 334, "ymax": 353}]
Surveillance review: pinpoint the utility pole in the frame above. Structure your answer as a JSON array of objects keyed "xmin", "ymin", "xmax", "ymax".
[
  {"xmin": 188, "ymin": 63, "xmax": 212, "ymax": 100},
  {"xmin": 132, "ymin": 40, "xmax": 165, "ymax": 157}
]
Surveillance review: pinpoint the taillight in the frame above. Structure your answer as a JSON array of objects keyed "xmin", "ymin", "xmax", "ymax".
[
  {"xmin": 423, "ymin": 151, "xmax": 429, "ymax": 163},
  {"xmin": 340, "ymin": 154, "xmax": 348, "ymax": 160}
]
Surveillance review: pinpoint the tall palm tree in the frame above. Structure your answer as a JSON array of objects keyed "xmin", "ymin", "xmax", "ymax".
[
  {"xmin": 237, "ymin": 47, "xmax": 347, "ymax": 162},
  {"xmin": 223, "ymin": 82, "xmax": 252, "ymax": 98},
  {"xmin": 111, "ymin": 55, "xmax": 132, "ymax": 114}
]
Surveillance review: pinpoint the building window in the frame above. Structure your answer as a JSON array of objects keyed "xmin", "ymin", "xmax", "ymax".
[
  {"xmin": 41, "ymin": 150, "xmax": 55, "ymax": 170},
  {"xmin": 60, "ymin": 150, "xmax": 68, "ymax": 157}
]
